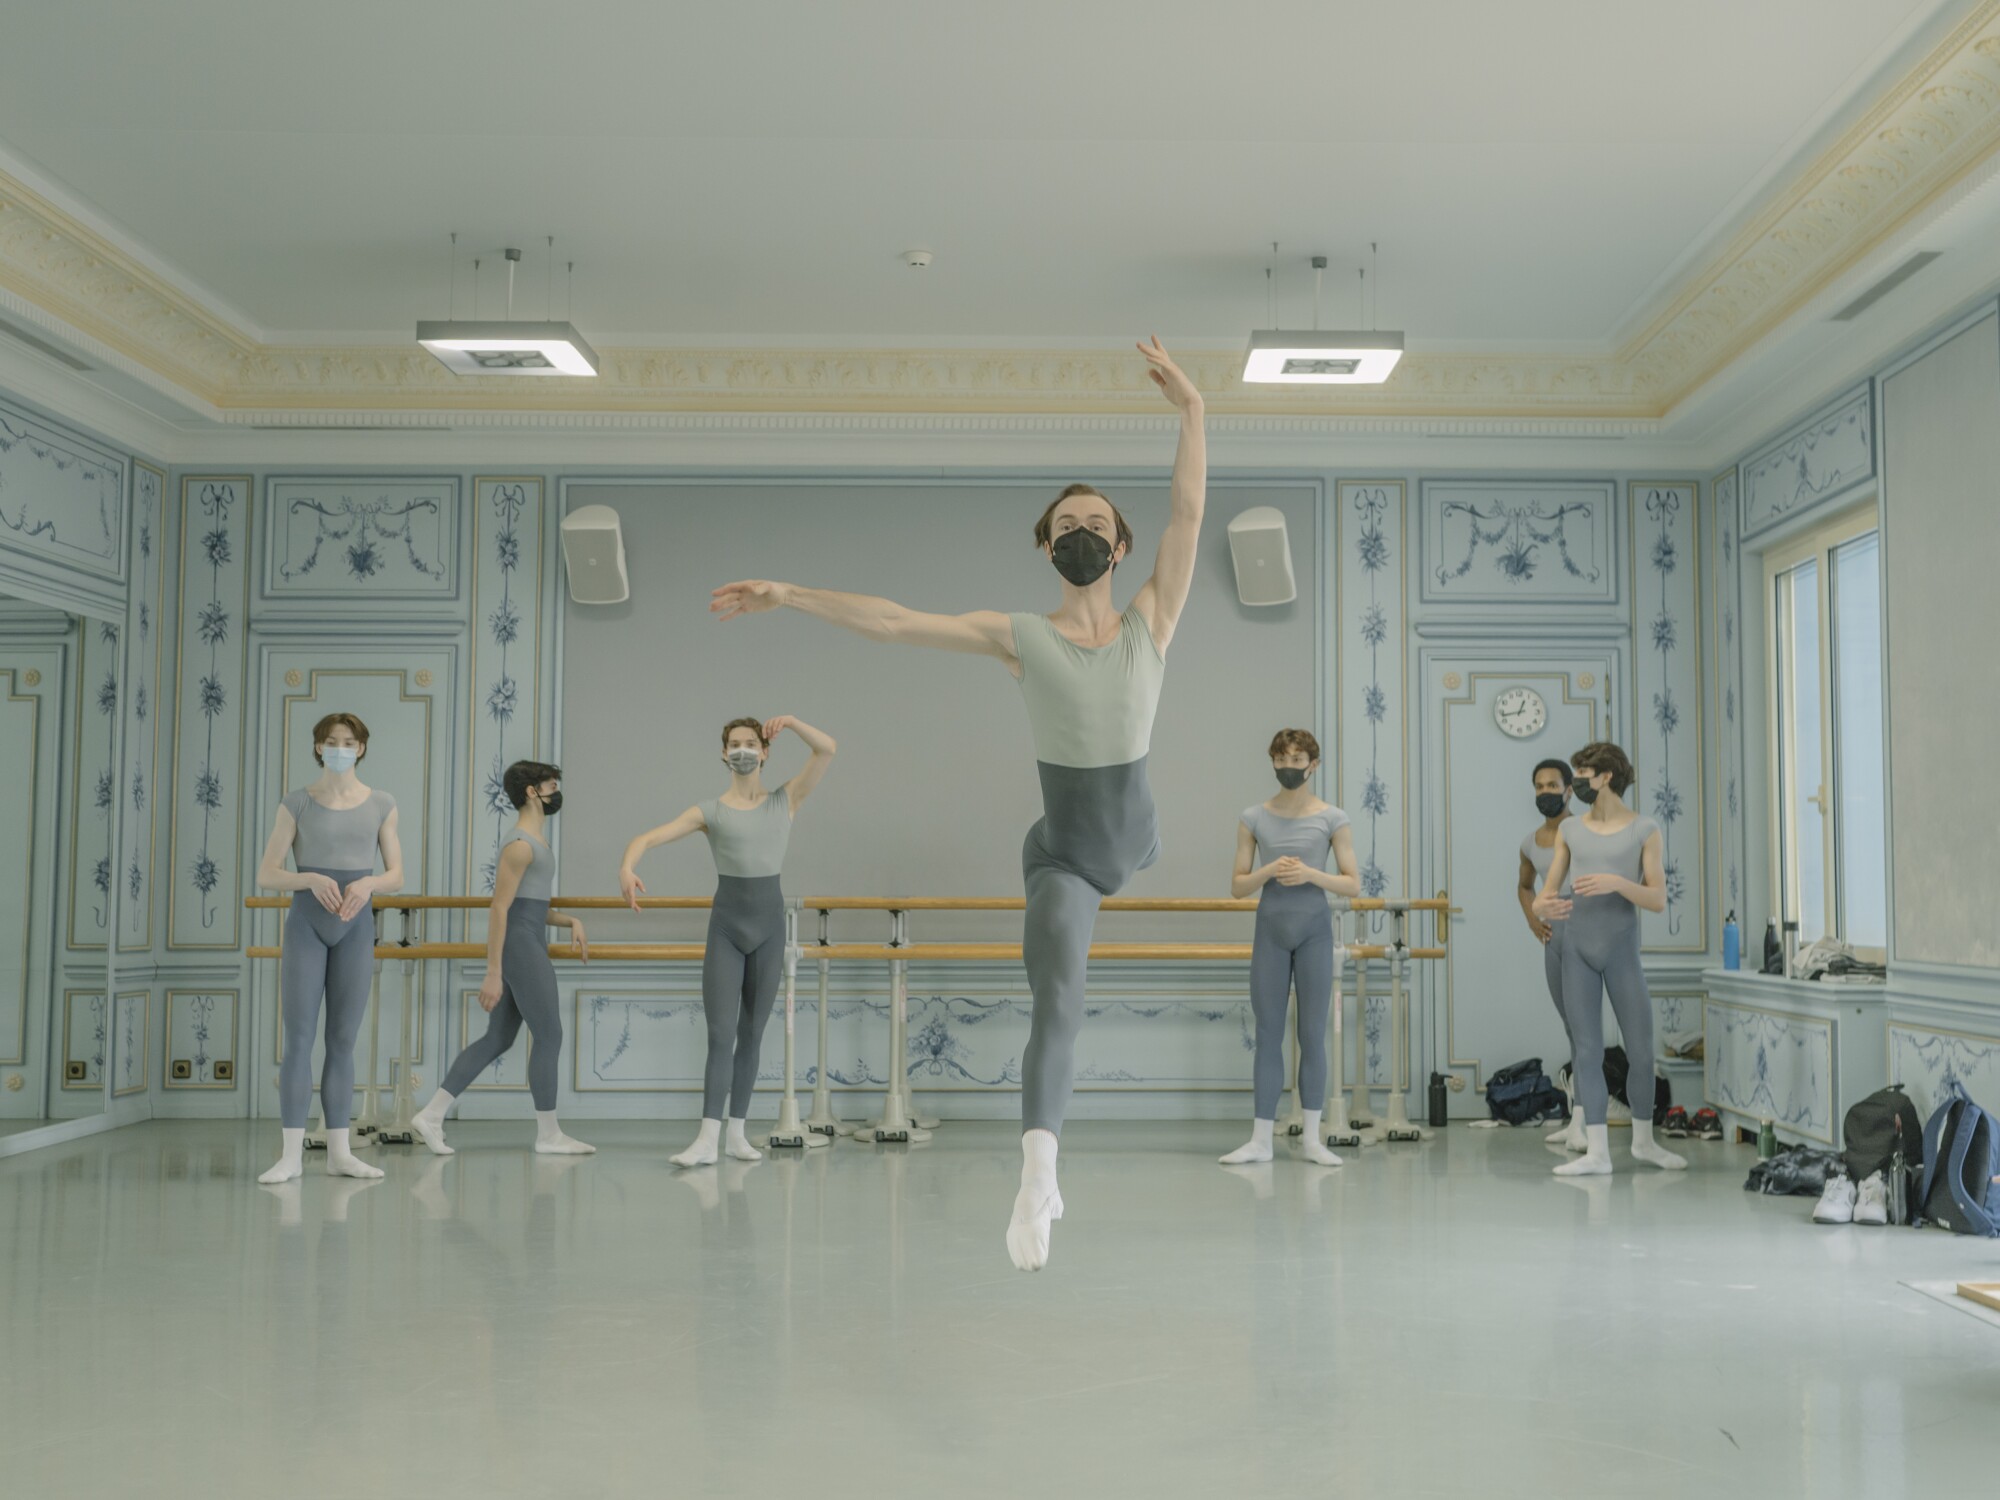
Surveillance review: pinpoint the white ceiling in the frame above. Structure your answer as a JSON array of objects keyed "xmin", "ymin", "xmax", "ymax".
[{"xmin": 0, "ymin": 0, "xmax": 1960, "ymax": 347}]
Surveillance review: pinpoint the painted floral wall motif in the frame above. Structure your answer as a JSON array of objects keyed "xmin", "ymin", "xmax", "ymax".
[
  {"xmin": 119, "ymin": 463, "xmax": 165, "ymax": 952},
  {"xmin": 0, "ymin": 395, "xmax": 126, "ymax": 583},
  {"xmin": 1420, "ymin": 482, "xmax": 1616, "ymax": 604},
  {"xmin": 466, "ymin": 480, "xmax": 546, "ymax": 943},
  {"xmin": 169, "ymin": 479, "xmax": 251, "ymax": 949},
  {"xmin": 113, "ymin": 992, "xmax": 146, "ymax": 1097},
  {"xmin": 67, "ymin": 616, "xmax": 119, "ymax": 948},
  {"xmin": 63, "ymin": 991, "xmax": 106, "ymax": 1089},
  {"xmin": 1888, "ymin": 1023, "xmax": 2000, "ymax": 1121},
  {"xmin": 1706, "ymin": 1004, "xmax": 1833, "ymax": 1142},
  {"xmin": 263, "ymin": 479, "xmax": 460, "ymax": 600},
  {"xmin": 1740, "ymin": 384, "xmax": 1873, "ymax": 540},
  {"xmin": 1338, "ymin": 483, "xmax": 1408, "ymax": 1083},
  {"xmin": 163, "ymin": 991, "xmax": 238, "ymax": 1089},
  {"xmin": 1630, "ymin": 484, "xmax": 1705, "ymax": 951},
  {"xmin": 1712, "ymin": 470, "xmax": 1746, "ymax": 932}
]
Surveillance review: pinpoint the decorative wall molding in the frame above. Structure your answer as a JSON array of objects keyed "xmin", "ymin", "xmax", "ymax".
[
  {"xmin": 65, "ymin": 615, "xmax": 119, "ymax": 950},
  {"xmin": 3, "ymin": 8, "xmax": 2000, "ymax": 424},
  {"xmin": 1419, "ymin": 481, "xmax": 1617, "ymax": 604},
  {"xmin": 61, "ymin": 988, "xmax": 106, "ymax": 1091},
  {"xmin": 0, "ymin": 390, "xmax": 126, "ymax": 583},
  {"xmin": 1888, "ymin": 1018, "xmax": 2000, "ymax": 1121},
  {"xmin": 1740, "ymin": 383, "xmax": 1876, "ymax": 539},
  {"xmin": 1629, "ymin": 483, "xmax": 1707, "ymax": 951},
  {"xmin": 112, "ymin": 990, "xmax": 147, "ymax": 1098},
  {"xmin": 1703, "ymin": 998, "xmax": 1834, "ymax": 1143},
  {"xmin": 260, "ymin": 477, "xmax": 461, "ymax": 603}
]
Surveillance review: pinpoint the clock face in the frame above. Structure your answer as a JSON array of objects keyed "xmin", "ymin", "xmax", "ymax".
[{"xmin": 1495, "ymin": 686, "xmax": 1547, "ymax": 739}]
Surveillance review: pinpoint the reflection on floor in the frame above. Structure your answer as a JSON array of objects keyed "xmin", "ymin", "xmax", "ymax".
[{"xmin": 2, "ymin": 1120, "xmax": 1995, "ymax": 1498}]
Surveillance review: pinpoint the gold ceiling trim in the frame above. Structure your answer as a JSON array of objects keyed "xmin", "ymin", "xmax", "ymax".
[{"xmin": 1, "ymin": 3, "xmax": 1997, "ymax": 421}]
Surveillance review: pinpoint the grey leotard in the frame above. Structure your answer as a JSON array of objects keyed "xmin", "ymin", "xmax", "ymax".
[
  {"xmin": 276, "ymin": 787, "xmax": 395, "ymax": 1129},
  {"xmin": 441, "ymin": 830, "xmax": 564, "ymax": 1110},
  {"xmin": 695, "ymin": 786, "xmax": 793, "ymax": 1119},
  {"xmin": 1558, "ymin": 814, "xmax": 1660, "ymax": 1126},
  {"xmin": 1521, "ymin": 825, "xmax": 1573, "ymax": 1044},
  {"xmin": 1242, "ymin": 803, "xmax": 1348, "ymax": 1119},
  {"xmin": 1010, "ymin": 606, "xmax": 1165, "ymax": 1135}
]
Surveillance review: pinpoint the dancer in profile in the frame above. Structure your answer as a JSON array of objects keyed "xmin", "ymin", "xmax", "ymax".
[
  {"xmin": 411, "ymin": 760, "xmax": 594, "ymax": 1156},
  {"xmin": 619, "ymin": 715, "xmax": 836, "ymax": 1166},
  {"xmin": 254, "ymin": 713, "xmax": 402, "ymax": 1183},
  {"xmin": 711, "ymin": 337, "xmax": 1206, "ymax": 1269},
  {"xmin": 1519, "ymin": 758, "xmax": 1583, "ymax": 1151}
]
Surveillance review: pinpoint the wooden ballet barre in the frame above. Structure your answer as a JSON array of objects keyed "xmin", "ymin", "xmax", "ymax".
[
  {"xmin": 244, "ymin": 895, "xmax": 715, "ymax": 910},
  {"xmin": 243, "ymin": 940, "xmax": 1443, "ymax": 962},
  {"xmin": 801, "ymin": 895, "xmax": 1449, "ymax": 913}
]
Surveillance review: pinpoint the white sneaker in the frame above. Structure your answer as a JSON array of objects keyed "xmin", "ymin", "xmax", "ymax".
[
  {"xmin": 1852, "ymin": 1172, "xmax": 1889, "ymax": 1225},
  {"xmin": 1812, "ymin": 1175, "xmax": 1856, "ymax": 1225},
  {"xmin": 1606, "ymin": 1097, "xmax": 1633, "ymax": 1125}
]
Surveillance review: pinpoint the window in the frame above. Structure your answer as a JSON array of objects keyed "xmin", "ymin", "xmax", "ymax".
[{"xmin": 1765, "ymin": 506, "xmax": 1887, "ymax": 954}]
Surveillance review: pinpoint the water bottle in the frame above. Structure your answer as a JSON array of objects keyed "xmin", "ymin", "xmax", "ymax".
[
  {"xmin": 1762, "ymin": 920, "xmax": 1783, "ymax": 975},
  {"xmin": 1723, "ymin": 911, "xmax": 1741, "ymax": 971},
  {"xmin": 1889, "ymin": 1119, "xmax": 1909, "ymax": 1226},
  {"xmin": 1758, "ymin": 1118, "xmax": 1777, "ymax": 1158},
  {"xmin": 1783, "ymin": 920, "xmax": 1800, "ymax": 978}
]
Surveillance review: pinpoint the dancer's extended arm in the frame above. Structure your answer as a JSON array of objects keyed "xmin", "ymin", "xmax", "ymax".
[
  {"xmin": 710, "ymin": 580, "xmax": 1019, "ymax": 668},
  {"xmin": 618, "ymin": 807, "xmax": 705, "ymax": 911},
  {"xmin": 1533, "ymin": 833, "xmax": 1574, "ymax": 922},
  {"xmin": 1129, "ymin": 338, "xmax": 1207, "ymax": 654}
]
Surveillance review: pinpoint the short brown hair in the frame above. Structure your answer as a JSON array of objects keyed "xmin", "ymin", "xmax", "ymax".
[
  {"xmin": 720, "ymin": 717, "xmax": 768, "ymax": 750},
  {"xmin": 311, "ymin": 712, "xmax": 370, "ymax": 766},
  {"xmin": 1268, "ymin": 728, "xmax": 1320, "ymax": 762},
  {"xmin": 1571, "ymin": 741, "xmax": 1634, "ymax": 794},
  {"xmin": 1033, "ymin": 483, "xmax": 1134, "ymax": 562}
]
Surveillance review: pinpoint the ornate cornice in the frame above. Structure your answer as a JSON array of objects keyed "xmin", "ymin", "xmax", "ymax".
[{"xmin": 2, "ymin": 3, "xmax": 1997, "ymax": 423}]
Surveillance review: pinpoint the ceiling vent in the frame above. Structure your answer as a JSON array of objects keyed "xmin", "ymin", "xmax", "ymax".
[
  {"xmin": 0, "ymin": 314, "xmax": 92, "ymax": 371},
  {"xmin": 1830, "ymin": 251, "xmax": 1942, "ymax": 322}
]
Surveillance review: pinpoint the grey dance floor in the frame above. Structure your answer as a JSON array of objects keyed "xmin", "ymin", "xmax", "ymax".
[{"xmin": 3, "ymin": 1119, "xmax": 1997, "ymax": 1498}]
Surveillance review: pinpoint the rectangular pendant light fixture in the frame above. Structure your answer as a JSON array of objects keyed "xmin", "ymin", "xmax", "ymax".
[
  {"xmin": 416, "ymin": 320, "xmax": 600, "ymax": 377},
  {"xmin": 1241, "ymin": 329, "xmax": 1403, "ymax": 384}
]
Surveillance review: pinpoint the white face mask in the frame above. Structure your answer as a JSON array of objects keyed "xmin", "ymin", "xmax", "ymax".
[
  {"xmin": 725, "ymin": 748, "xmax": 763, "ymax": 775},
  {"xmin": 320, "ymin": 744, "xmax": 359, "ymax": 773}
]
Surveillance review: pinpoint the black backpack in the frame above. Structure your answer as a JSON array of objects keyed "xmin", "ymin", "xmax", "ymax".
[
  {"xmin": 1915, "ymin": 1082, "xmax": 2000, "ymax": 1236},
  {"xmin": 1842, "ymin": 1084, "xmax": 1924, "ymax": 1183},
  {"xmin": 1598, "ymin": 1045, "xmax": 1674, "ymax": 1124},
  {"xmin": 1488, "ymin": 1058, "xmax": 1568, "ymax": 1127}
]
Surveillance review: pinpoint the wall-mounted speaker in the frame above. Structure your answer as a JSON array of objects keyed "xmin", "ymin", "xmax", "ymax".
[
  {"xmin": 1227, "ymin": 506, "xmax": 1296, "ymax": 606},
  {"xmin": 560, "ymin": 504, "xmax": 630, "ymax": 604}
]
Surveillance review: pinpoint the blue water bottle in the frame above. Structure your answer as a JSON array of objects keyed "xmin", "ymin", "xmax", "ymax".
[{"xmin": 1723, "ymin": 910, "xmax": 1741, "ymax": 971}]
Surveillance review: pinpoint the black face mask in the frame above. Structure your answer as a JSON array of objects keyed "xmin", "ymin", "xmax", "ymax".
[
  {"xmin": 1573, "ymin": 780, "xmax": 1600, "ymax": 805},
  {"xmin": 1050, "ymin": 528, "xmax": 1114, "ymax": 586},
  {"xmin": 1535, "ymin": 791, "xmax": 1568, "ymax": 819},
  {"xmin": 1274, "ymin": 767, "xmax": 1309, "ymax": 790},
  {"xmin": 538, "ymin": 790, "xmax": 563, "ymax": 817}
]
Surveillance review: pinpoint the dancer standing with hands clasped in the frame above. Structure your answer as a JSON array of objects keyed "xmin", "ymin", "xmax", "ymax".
[
  {"xmin": 710, "ymin": 338, "xmax": 1206, "ymax": 1270},
  {"xmin": 1532, "ymin": 742, "xmax": 1685, "ymax": 1176}
]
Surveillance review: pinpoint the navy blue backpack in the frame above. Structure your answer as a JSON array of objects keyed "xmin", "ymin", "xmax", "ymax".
[{"xmin": 1914, "ymin": 1081, "xmax": 2000, "ymax": 1236}]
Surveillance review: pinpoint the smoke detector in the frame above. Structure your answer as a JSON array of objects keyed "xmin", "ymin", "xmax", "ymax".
[{"xmin": 901, "ymin": 248, "xmax": 934, "ymax": 270}]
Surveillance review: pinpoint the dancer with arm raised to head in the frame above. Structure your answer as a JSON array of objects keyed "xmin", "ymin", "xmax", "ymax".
[
  {"xmin": 619, "ymin": 715, "xmax": 836, "ymax": 1166},
  {"xmin": 711, "ymin": 338, "xmax": 1206, "ymax": 1270}
]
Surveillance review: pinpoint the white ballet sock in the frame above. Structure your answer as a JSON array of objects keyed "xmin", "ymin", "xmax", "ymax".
[
  {"xmin": 325, "ymin": 1127, "xmax": 385, "ymax": 1179},
  {"xmin": 1554, "ymin": 1123, "xmax": 1612, "ymax": 1176},
  {"xmin": 1220, "ymin": 1118, "xmax": 1276, "ymax": 1165},
  {"xmin": 671, "ymin": 1117, "xmax": 722, "ymax": 1167},
  {"xmin": 258, "ymin": 1128, "xmax": 306, "ymax": 1184},
  {"xmin": 1006, "ymin": 1128, "xmax": 1063, "ymax": 1272},
  {"xmin": 1299, "ymin": 1110, "xmax": 1342, "ymax": 1166},
  {"xmin": 410, "ymin": 1089, "xmax": 455, "ymax": 1155},
  {"xmin": 1629, "ymin": 1118, "xmax": 1687, "ymax": 1170},
  {"xmin": 724, "ymin": 1117, "xmax": 763, "ymax": 1162},
  {"xmin": 535, "ymin": 1110, "xmax": 595, "ymax": 1155}
]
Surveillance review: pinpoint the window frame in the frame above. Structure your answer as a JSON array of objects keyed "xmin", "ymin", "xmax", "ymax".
[{"xmin": 1762, "ymin": 502, "xmax": 1886, "ymax": 963}]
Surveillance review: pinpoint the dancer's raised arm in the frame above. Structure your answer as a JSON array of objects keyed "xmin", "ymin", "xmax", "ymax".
[
  {"xmin": 1129, "ymin": 337, "xmax": 1207, "ymax": 654},
  {"xmin": 710, "ymin": 580, "xmax": 1017, "ymax": 669}
]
